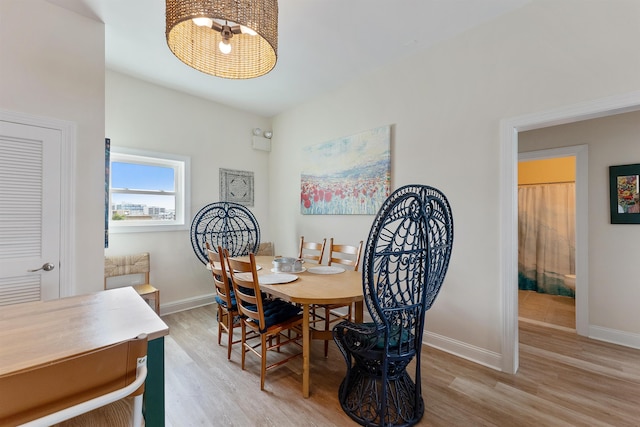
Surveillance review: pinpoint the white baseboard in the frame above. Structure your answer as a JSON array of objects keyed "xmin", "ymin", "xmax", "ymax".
[
  {"xmin": 159, "ymin": 293, "xmax": 215, "ymax": 316},
  {"xmin": 588, "ymin": 325, "xmax": 640, "ymax": 350},
  {"xmin": 423, "ymin": 330, "xmax": 503, "ymax": 371},
  {"xmin": 423, "ymin": 323, "xmax": 640, "ymax": 375},
  {"xmin": 423, "ymin": 324, "xmax": 640, "ymax": 374}
]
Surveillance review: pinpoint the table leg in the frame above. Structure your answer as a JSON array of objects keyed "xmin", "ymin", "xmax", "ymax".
[
  {"xmin": 144, "ymin": 337, "xmax": 165, "ymax": 426},
  {"xmin": 302, "ymin": 304, "xmax": 310, "ymax": 398},
  {"xmin": 354, "ymin": 300, "xmax": 364, "ymax": 323}
]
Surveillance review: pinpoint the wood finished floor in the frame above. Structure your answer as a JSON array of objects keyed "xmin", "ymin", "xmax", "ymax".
[
  {"xmin": 519, "ymin": 290, "xmax": 576, "ymax": 330},
  {"xmin": 162, "ymin": 306, "xmax": 640, "ymax": 426}
]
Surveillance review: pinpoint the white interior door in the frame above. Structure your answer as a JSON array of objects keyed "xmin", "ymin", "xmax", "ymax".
[{"xmin": 0, "ymin": 120, "xmax": 61, "ymax": 305}]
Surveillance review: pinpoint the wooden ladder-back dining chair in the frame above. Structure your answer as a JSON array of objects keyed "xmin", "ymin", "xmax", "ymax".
[
  {"xmin": 0, "ymin": 334, "xmax": 148, "ymax": 427},
  {"xmin": 104, "ymin": 252, "xmax": 160, "ymax": 314},
  {"xmin": 298, "ymin": 236, "xmax": 327, "ymax": 264},
  {"xmin": 224, "ymin": 250, "xmax": 303, "ymax": 391},
  {"xmin": 333, "ymin": 184, "xmax": 454, "ymax": 426},
  {"xmin": 327, "ymin": 238, "xmax": 364, "ymax": 271},
  {"xmin": 256, "ymin": 241, "xmax": 275, "ymax": 256},
  {"xmin": 299, "ymin": 236, "xmax": 327, "ymax": 330},
  {"xmin": 207, "ymin": 243, "xmax": 240, "ymax": 360},
  {"xmin": 316, "ymin": 238, "xmax": 363, "ymax": 356}
]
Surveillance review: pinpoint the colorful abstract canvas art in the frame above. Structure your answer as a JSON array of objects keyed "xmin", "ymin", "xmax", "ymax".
[
  {"xmin": 301, "ymin": 125, "xmax": 391, "ymax": 215},
  {"xmin": 609, "ymin": 163, "xmax": 640, "ymax": 223}
]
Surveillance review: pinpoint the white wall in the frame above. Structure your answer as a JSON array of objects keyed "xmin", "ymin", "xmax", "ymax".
[
  {"xmin": 520, "ymin": 110, "xmax": 640, "ymax": 336},
  {"xmin": 105, "ymin": 71, "xmax": 271, "ymax": 313},
  {"xmin": 269, "ymin": 0, "xmax": 640, "ymax": 367},
  {"xmin": 0, "ymin": 0, "xmax": 105, "ymax": 294},
  {"xmin": 4, "ymin": 0, "xmax": 640, "ymax": 367}
]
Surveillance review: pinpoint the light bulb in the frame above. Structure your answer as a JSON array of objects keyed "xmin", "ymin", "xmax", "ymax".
[
  {"xmin": 192, "ymin": 17, "xmax": 213, "ymax": 27},
  {"xmin": 240, "ymin": 25, "xmax": 257, "ymax": 36},
  {"xmin": 219, "ymin": 40, "xmax": 231, "ymax": 54}
]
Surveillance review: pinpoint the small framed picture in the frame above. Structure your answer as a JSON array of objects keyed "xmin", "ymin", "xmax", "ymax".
[
  {"xmin": 220, "ymin": 168, "xmax": 254, "ymax": 207},
  {"xmin": 609, "ymin": 163, "xmax": 640, "ymax": 224}
]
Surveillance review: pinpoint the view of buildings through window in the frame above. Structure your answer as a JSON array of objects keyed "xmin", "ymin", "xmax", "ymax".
[{"xmin": 110, "ymin": 160, "xmax": 177, "ymax": 221}]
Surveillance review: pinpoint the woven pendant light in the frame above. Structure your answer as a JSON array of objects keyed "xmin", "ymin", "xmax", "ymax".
[{"xmin": 166, "ymin": 0, "xmax": 278, "ymax": 79}]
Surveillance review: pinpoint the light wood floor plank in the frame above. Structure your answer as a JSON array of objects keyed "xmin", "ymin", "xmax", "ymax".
[{"xmin": 162, "ymin": 305, "xmax": 640, "ymax": 426}]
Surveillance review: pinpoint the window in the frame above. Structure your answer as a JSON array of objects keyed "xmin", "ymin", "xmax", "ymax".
[{"xmin": 109, "ymin": 147, "xmax": 190, "ymax": 232}]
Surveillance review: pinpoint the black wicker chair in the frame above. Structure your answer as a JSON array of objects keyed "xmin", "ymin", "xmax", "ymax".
[
  {"xmin": 333, "ymin": 184, "xmax": 454, "ymax": 427},
  {"xmin": 190, "ymin": 202, "xmax": 260, "ymax": 264}
]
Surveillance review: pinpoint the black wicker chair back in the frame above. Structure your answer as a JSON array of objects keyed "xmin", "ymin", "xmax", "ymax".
[
  {"xmin": 333, "ymin": 184, "xmax": 453, "ymax": 427},
  {"xmin": 190, "ymin": 202, "xmax": 261, "ymax": 264}
]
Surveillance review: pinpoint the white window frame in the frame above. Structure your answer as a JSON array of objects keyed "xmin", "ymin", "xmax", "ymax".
[{"xmin": 109, "ymin": 147, "xmax": 190, "ymax": 233}]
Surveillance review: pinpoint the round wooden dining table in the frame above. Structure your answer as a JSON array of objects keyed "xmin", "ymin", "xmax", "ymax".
[{"xmin": 251, "ymin": 255, "xmax": 364, "ymax": 398}]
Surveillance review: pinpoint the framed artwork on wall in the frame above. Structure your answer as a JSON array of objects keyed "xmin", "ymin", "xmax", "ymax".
[
  {"xmin": 300, "ymin": 125, "xmax": 391, "ymax": 215},
  {"xmin": 609, "ymin": 163, "xmax": 640, "ymax": 224},
  {"xmin": 220, "ymin": 168, "xmax": 254, "ymax": 206}
]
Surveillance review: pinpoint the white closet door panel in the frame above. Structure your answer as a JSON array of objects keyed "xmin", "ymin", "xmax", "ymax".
[{"xmin": 0, "ymin": 121, "xmax": 61, "ymax": 305}]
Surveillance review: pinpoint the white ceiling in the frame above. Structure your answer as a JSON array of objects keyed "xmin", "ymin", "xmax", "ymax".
[{"xmin": 46, "ymin": 0, "xmax": 531, "ymax": 117}]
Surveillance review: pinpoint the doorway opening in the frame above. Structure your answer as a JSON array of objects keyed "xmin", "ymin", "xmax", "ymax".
[
  {"xmin": 499, "ymin": 91, "xmax": 640, "ymax": 374},
  {"xmin": 517, "ymin": 154, "xmax": 577, "ymax": 332}
]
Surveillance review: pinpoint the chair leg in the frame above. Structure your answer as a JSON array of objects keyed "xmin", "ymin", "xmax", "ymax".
[
  {"xmin": 324, "ymin": 307, "xmax": 330, "ymax": 357},
  {"xmin": 226, "ymin": 311, "xmax": 234, "ymax": 360},
  {"xmin": 260, "ymin": 335, "xmax": 267, "ymax": 391},
  {"xmin": 132, "ymin": 394, "xmax": 144, "ymax": 427},
  {"xmin": 217, "ymin": 306, "xmax": 223, "ymax": 346},
  {"xmin": 241, "ymin": 322, "xmax": 247, "ymax": 371},
  {"xmin": 154, "ymin": 290, "xmax": 160, "ymax": 314}
]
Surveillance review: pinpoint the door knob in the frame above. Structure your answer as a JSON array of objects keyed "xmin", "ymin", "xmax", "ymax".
[{"xmin": 28, "ymin": 262, "xmax": 56, "ymax": 272}]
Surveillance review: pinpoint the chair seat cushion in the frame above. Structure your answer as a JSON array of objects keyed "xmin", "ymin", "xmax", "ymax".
[
  {"xmin": 358, "ymin": 322, "xmax": 411, "ymax": 350},
  {"xmin": 236, "ymin": 285, "xmax": 268, "ymax": 298},
  {"xmin": 263, "ymin": 299, "xmax": 301, "ymax": 327},
  {"xmin": 246, "ymin": 299, "xmax": 301, "ymax": 331},
  {"xmin": 215, "ymin": 294, "xmax": 236, "ymax": 309},
  {"xmin": 384, "ymin": 324, "xmax": 411, "ymax": 349}
]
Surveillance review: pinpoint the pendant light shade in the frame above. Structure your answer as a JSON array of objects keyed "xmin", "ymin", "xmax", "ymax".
[{"xmin": 166, "ymin": 0, "xmax": 278, "ymax": 79}]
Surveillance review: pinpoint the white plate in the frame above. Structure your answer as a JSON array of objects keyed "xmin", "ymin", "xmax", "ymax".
[
  {"xmin": 307, "ymin": 266, "xmax": 346, "ymax": 275},
  {"xmin": 258, "ymin": 273, "xmax": 299, "ymax": 285},
  {"xmin": 271, "ymin": 267, "xmax": 306, "ymax": 274}
]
